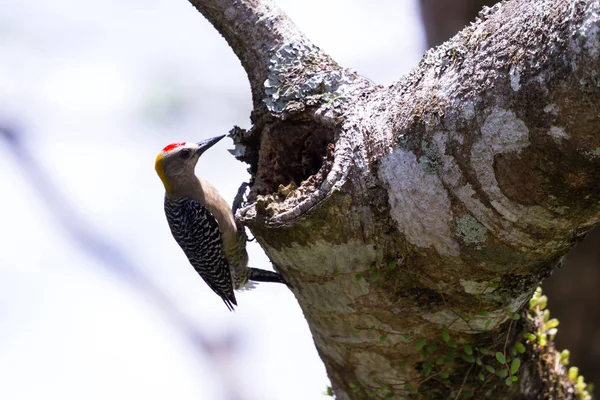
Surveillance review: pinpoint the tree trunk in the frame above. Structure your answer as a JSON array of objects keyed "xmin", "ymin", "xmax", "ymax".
[{"xmin": 187, "ymin": 0, "xmax": 600, "ymax": 398}]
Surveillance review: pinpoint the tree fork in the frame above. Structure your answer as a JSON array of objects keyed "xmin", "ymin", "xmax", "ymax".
[{"xmin": 188, "ymin": 0, "xmax": 600, "ymax": 398}]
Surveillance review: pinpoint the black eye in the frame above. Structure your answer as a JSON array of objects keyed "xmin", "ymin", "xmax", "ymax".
[{"xmin": 179, "ymin": 148, "xmax": 192, "ymax": 159}]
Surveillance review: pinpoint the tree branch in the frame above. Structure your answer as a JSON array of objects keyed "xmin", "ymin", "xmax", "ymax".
[{"xmin": 187, "ymin": 0, "xmax": 308, "ymax": 108}]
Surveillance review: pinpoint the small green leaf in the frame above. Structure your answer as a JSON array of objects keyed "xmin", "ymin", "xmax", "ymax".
[
  {"xmin": 496, "ymin": 369, "xmax": 508, "ymax": 378},
  {"xmin": 538, "ymin": 333, "xmax": 548, "ymax": 347},
  {"xmin": 485, "ymin": 389, "xmax": 493, "ymax": 398},
  {"xmin": 478, "ymin": 347, "xmax": 490, "ymax": 356},
  {"xmin": 326, "ymin": 386, "xmax": 334, "ymax": 396},
  {"xmin": 478, "ymin": 372, "xmax": 485, "ymax": 381},
  {"xmin": 478, "ymin": 310, "xmax": 489, "ymax": 316},
  {"xmin": 368, "ymin": 390, "xmax": 377, "ymax": 398},
  {"xmin": 436, "ymin": 356, "xmax": 446, "ymax": 365},
  {"xmin": 476, "ymin": 357, "xmax": 483, "ymax": 366},
  {"xmin": 505, "ymin": 377, "xmax": 513, "ymax": 386},
  {"xmin": 511, "ymin": 347, "xmax": 517, "ymax": 357},
  {"xmin": 441, "ymin": 330, "xmax": 450, "ymax": 342},
  {"xmin": 369, "ymin": 264, "xmax": 376, "ymax": 271},
  {"xmin": 355, "ymin": 273, "xmax": 364, "ymax": 281},
  {"xmin": 463, "ymin": 345, "xmax": 473, "ymax": 355},
  {"xmin": 523, "ymin": 333, "xmax": 536, "ymax": 341},
  {"xmin": 511, "ymin": 376, "xmax": 518, "ymax": 382},
  {"xmin": 512, "ymin": 313, "xmax": 521, "ymax": 320},
  {"xmin": 485, "ymin": 365, "xmax": 495, "ymax": 374},
  {"xmin": 495, "ymin": 352, "xmax": 506, "ymax": 364},
  {"xmin": 426, "ymin": 344, "xmax": 438, "ymax": 352},
  {"xmin": 403, "ymin": 383, "xmax": 411, "ymax": 390},
  {"xmin": 461, "ymin": 354, "xmax": 475, "ymax": 363},
  {"xmin": 371, "ymin": 271, "xmax": 380, "ymax": 282},
  {"xmin": 403, "ymin": 333, "xmax": 411, "ymax": 340},
  {"xmin": 460, "ymin": 354, "xmax": 475, "ymax": 363},
  {"xmin": 545, "ymin": 318, "xmax": 560, "ymax": 329},
  {"xmin": 484, "ymin": 319, "xmax": 492, "ymax": 329},
  {"xmin": 569, "ymin": 367, "xmax": 579, "ymax": 382},
  {"xmin": 448, "ymin": 340, "xmax": 457, "ymax": 348},
  {"xmin": 537, "ymin": 295, "xmax": 548, "ymax": 310},
  {"xmin": 333, "ymin": 268, "xmax": 339, "ymax": 277},
  {"xmin": 510, "ymin": 358, "xmax": 521, "ymax": 374},
  {"xmin": 560, "ymin": 349, "xmax": 570, "ymax": 365},
  {"xmin": 387, "ymin": 260, "xmax": 397, "ymax": 270},
  {"xmin": 515, "ymin": 342, "xmax": 526, "ymax": 354},
  {"xmin": 543, "ymin": 309, "xmax": 551, "ymax": 323},
  {"xmin": 529, "ymin": 297, "xmax": 538, "ymax": 309},
  {"xmin": 439, "ymin": 371, "xmax": 449, "ymax": 379},
  {"xmin": 415, "ymin": 338, "xmax": 427, "ymax": 350},
  {"xmin": 422, "ymin": 362, "xmax": 433, "ymax": 376},
  {"xmin": 379, "ymin": 334, "xmax": 387, "ymax": 342}
]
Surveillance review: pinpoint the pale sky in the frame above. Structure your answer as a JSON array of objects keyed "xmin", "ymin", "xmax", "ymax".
[{"xmin": 0, "ymin": 1, "xmax": 424, "ymax": 399}]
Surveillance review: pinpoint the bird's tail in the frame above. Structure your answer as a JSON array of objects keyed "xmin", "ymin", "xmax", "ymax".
[{"xmin": 249, "ymin": 268, "xmax": 290, "ymax": 286}]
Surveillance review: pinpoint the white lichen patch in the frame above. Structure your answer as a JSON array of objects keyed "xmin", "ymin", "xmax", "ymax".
[
  {"xmin": 461, "ymin": 100, "xmax": 476, "ymax": 120},
  {"xmin": 548, "ymin": 125, "xmax": 569, "ymax": 142},
  {"xmin": 379, "ymin": 148, "xmax": 460, "ymax": 256},
  {"xmin": 471, "ymin": 108, "xmax": 530, "ymax": 222},
  {"xmin": 509, "ymin": 65, "xmax": 521, "ymax": 91},
  {"xmin": 263, "ymin": 41, "xmax": 356, "ymax": 114},
  {"xmin": 543, "ymin": 103, "xmax": 559, "ymax": 114},
  {"xmin": 479, "ymin": 108, "xmax": 530, "ymax": 154},
  {"xmin": 432, "ymin": 131, "xmax": 464, "ymax": 187},
  {"xmin": 583, "ymin": 147, "xmax": 600, "ymax": 159},
  {"xmin": 579, "ymin": 2, "xmax": 600, "ymax": 59},
  {"xmin": 455, "ymin": 214, "xmax": 488, "ymax": 245},
  {"xmin": 459, "ymin": 279, "xmax": 499, "ymax": 295}
]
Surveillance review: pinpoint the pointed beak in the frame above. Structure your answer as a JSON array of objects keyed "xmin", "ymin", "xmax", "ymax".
[{"xmin": 196, "ymin": 134, "xmax": 226, "ymax": 156}]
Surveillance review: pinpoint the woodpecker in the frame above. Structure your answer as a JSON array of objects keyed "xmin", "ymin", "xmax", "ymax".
[{"xmin": 155, "ymin": 135, "xmax": 285, "ymax": 310}]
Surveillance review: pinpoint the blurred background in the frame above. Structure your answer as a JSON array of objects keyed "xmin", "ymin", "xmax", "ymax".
[{"xmin": 0, "ymin": 1, "xmax": 597, "ymax": 399}]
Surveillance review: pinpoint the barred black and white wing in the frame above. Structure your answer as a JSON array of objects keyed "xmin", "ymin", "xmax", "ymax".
[{"xmin": 164, "ymin": 197, "xmax": 237, "ymax": 310}]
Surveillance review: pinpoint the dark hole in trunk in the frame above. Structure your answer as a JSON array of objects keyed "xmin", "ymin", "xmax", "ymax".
[{"xmin": 250, "ymin": 121, "xmax": 335, "ymax": 199}]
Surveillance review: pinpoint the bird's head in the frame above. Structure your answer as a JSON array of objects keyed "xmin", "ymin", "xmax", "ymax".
[{"xmin": 155, "ymin": 135, "xmax": 225, "ymax": 193}]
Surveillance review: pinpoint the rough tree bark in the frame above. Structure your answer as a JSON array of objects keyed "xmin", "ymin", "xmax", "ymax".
[
  {"xmin": 417, "ymin": 0, "xmax": 600, "ymax": 392},
  {"xmin": 187, "ymin": 0, "xmax": 600, "ymax": 398}
]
